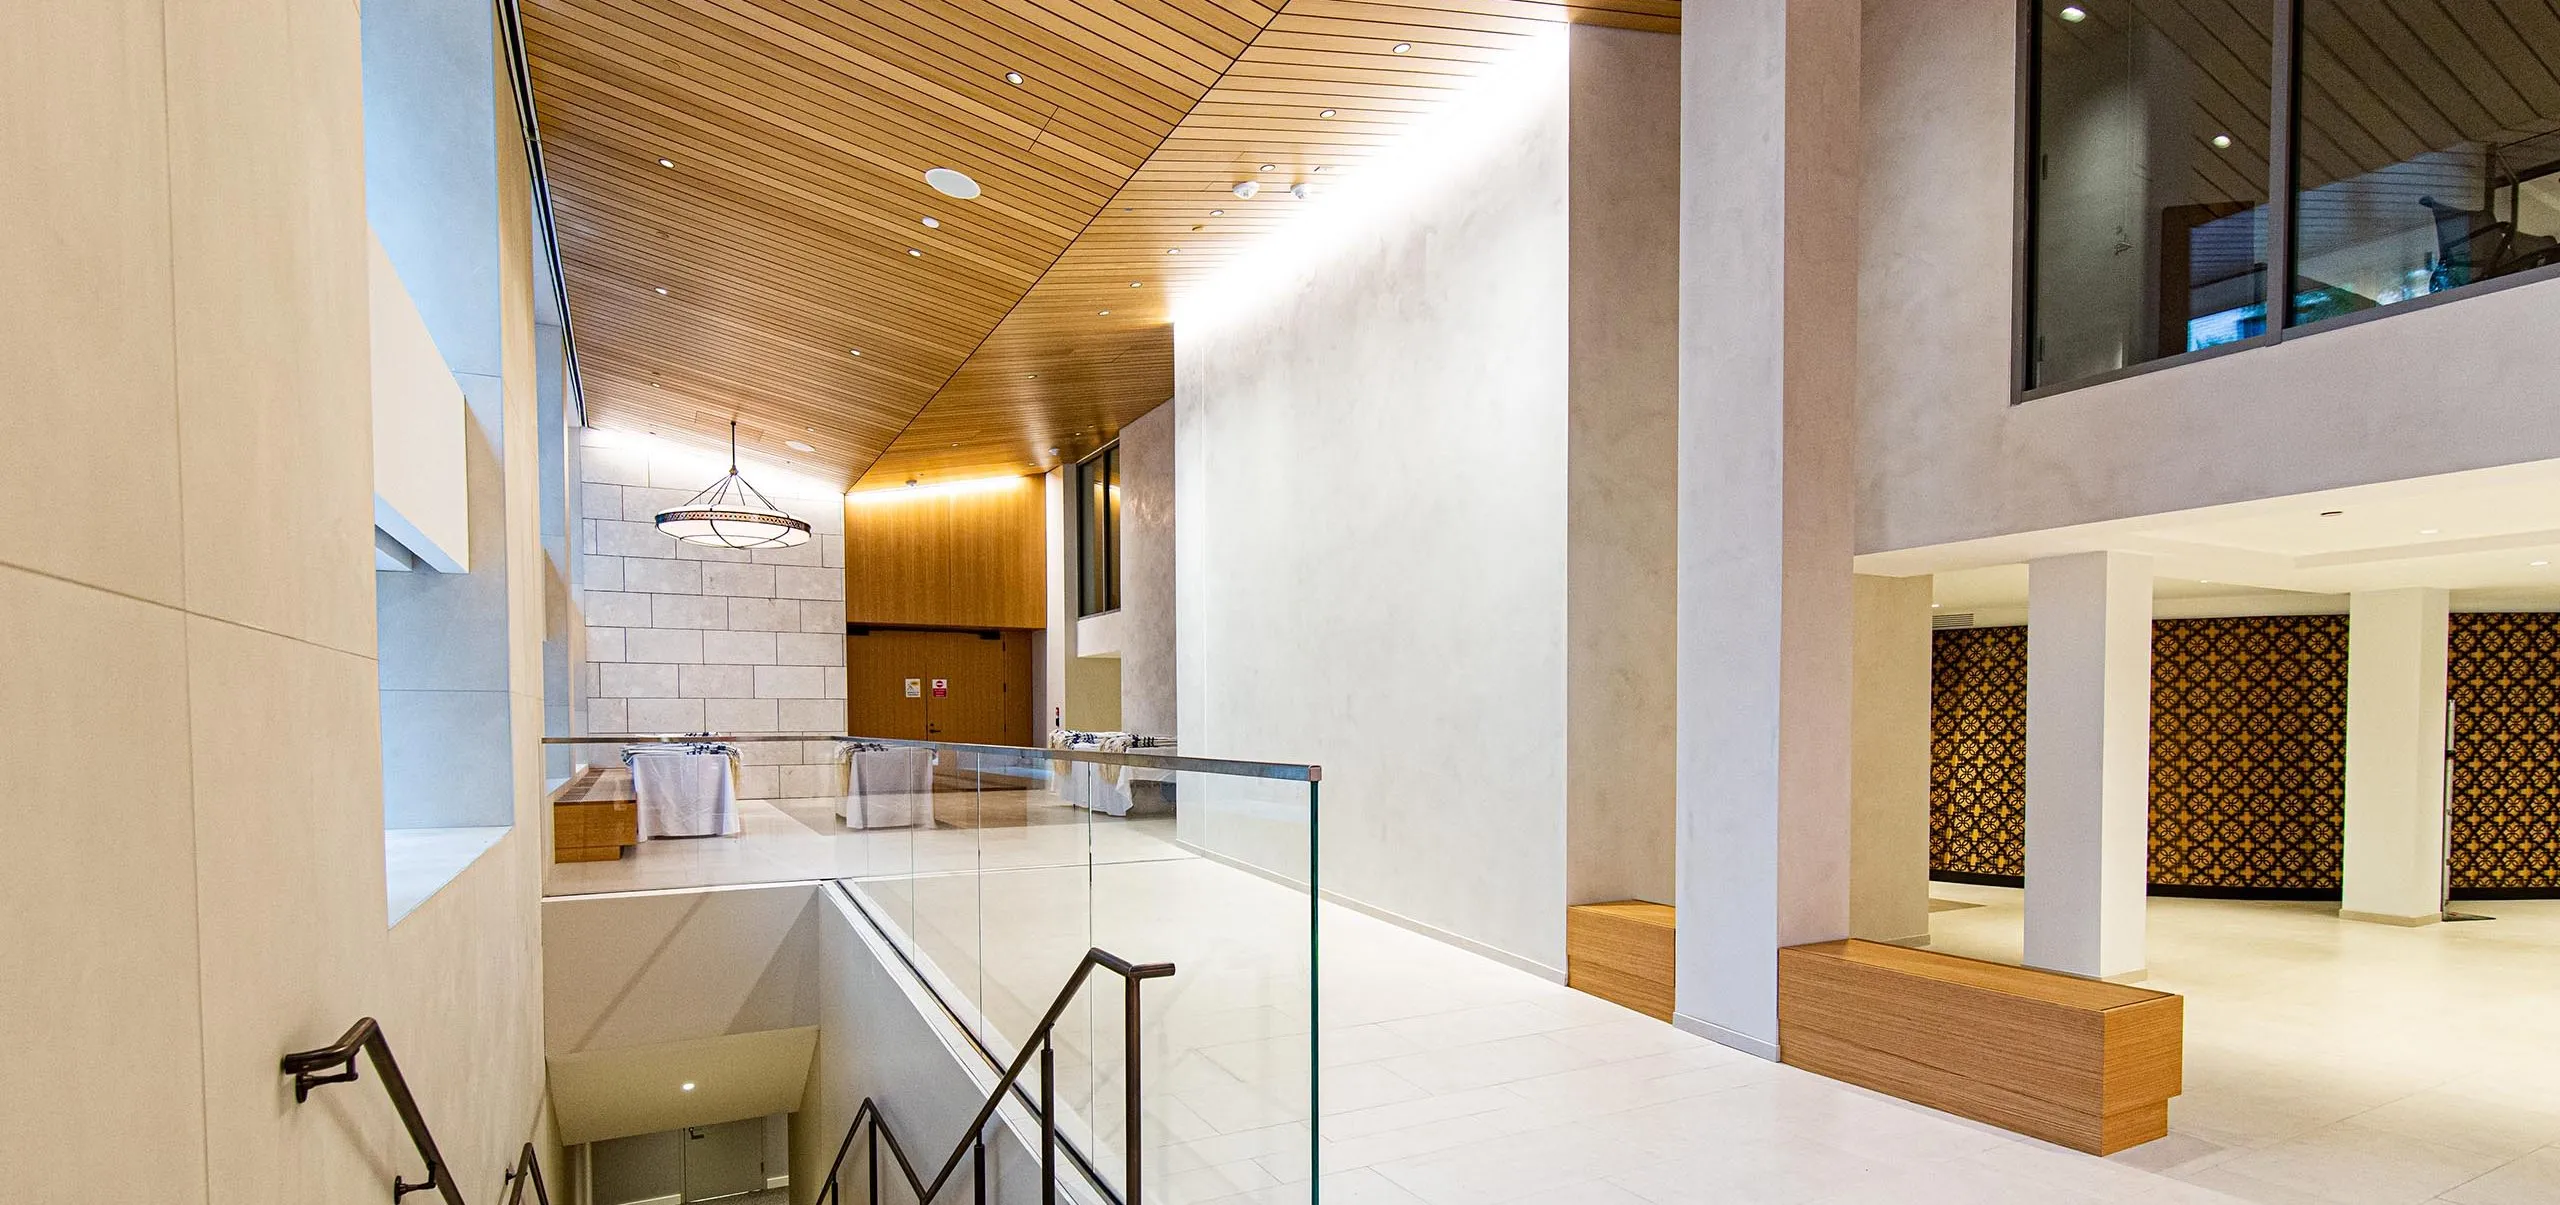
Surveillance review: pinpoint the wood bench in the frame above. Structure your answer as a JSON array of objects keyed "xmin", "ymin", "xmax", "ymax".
[
  {"xmin": 1778, "ymin": 939, "xmax": 2182, "ymax": 1154},
  {"xmin": 551, "ymin": 765, "xmax": 638, "ymax": 863},
  {"xmin": 1566, "ymin": 901, "xmax": 1676, "ymax": 1021}
]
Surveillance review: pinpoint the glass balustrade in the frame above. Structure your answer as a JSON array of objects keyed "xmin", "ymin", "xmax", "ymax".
[{"xmin": 540, "ymin": 731, "xmax": 1320, "ymax": 1203}]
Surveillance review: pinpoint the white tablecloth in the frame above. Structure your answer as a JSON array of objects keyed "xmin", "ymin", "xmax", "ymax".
[
  {"xmin": 629, "ymin": 749, "xmax": 739, "ymax": 838},
  {"xmin": 838, "ymin": 747, "xmax": 936, "ymax": 829}
]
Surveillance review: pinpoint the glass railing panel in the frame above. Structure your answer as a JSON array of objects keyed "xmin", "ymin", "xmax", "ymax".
[{"xmin": 541, "ymin": 733, "xmax": 1319, "ymax": 1202}]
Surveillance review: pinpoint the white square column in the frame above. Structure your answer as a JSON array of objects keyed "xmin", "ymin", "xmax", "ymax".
[
  {"xmin": 2024, "ymin": 551, "xmax": 2153, "ymax": 980},
  {"xmin": 2342, "ymin": 588, "xmax": 2451, "ymax": 925},
  {"xmin": 1672, "ymin": 0, "xmax": 1861, "ymax": 1058}
]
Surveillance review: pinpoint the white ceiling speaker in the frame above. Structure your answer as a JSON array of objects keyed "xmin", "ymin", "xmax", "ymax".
[
  {"xmin": 1231, "ymin": 180, "xmax": 1260, "ymax": 199},
  {"xmin": 924, "ymin": 168, "xmax": 982, "ymax": 199},
  {"xmin": 1289, "ymin": 183, "xmax": 1312, "ymax": 200}
]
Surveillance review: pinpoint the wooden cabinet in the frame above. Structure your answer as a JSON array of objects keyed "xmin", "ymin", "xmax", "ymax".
[
  {"xmin": 1777, "ymin": 939, "xmax": 2183, "ymax": 1154},
  {"xmin": 552, "ymin": 767, "xmax": 639, "ymax": 863}
]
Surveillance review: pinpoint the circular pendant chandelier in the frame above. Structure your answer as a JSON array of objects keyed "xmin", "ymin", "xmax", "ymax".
[{"xmin": 653, "ymin": 420, "xmax": 813, "ymax": 549}]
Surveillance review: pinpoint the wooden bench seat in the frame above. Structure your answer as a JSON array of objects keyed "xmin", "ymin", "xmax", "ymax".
[
  {"xmin": 1778, "ymin": 939, "xmax": 2182, "ymax": 1154},
  {"xmin": 1566, "ymin": 901, "xmax": 1675, "ymax": 1021},
  {"xmin": 551, "ymin": 766, "xmax": 638, "ymax": 863}
]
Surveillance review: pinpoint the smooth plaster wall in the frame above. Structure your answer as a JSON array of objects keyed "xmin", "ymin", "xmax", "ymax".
[
  {"xmin": 1857, "ymin": 0, "xmax": 2560, "ymax": 555},
  {"xmin": 1565, "ymin": 26, "xmax": 1681, "ymax": 907},
  {"xmin": 541, "ymin": 884, "xmax": 821, "ymax": 1057},
  {"xmin": 1116, "ymin": 401, "xmax": 1178, "ymax": 738},
  {"xmin": 1, "ymin": 3, "xmax": 552, "ymax": 1202},
  {"xmin": 1849, "ymin": 574, "xmax": 1933, "ymax": 944},
  {"xmin": 1176, "ymin": 34, "xmax": 1575, "ymax": 969}
]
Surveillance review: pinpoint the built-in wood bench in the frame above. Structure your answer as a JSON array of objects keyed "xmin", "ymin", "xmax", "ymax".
[
  {"xmin": 1778, "ymin": 939, "xmax": 2182, "ymax": 1154},
  {"xmin": 1566, "ymin": 901, "xmax": 1675, "ymax": 1021},
  {"xmin": 551, "ymin": 765, "xmax": 638, "ymax": 863}
]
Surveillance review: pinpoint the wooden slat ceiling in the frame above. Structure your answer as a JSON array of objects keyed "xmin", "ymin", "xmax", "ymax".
[{"xmin": 523, "ymin": 0, "xmax": 1676, "ymax": 490}]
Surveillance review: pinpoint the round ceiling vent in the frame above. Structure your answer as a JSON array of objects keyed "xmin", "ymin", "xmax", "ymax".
[{"xmin": 924, "ymin": 168, "xmax": 982, "ymax": 199}]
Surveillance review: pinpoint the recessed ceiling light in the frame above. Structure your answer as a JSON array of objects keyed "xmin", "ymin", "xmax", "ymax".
[
  {"xmin": 1098, "ymin": 309, "xmax": 1110, "ymax": 316},
  {"xmin": 2420, "ymin": 528, "xmax": 2441, "ymax": 535},
  {"xmin": 848, "ymin": 349, "xmax": 862, "ymax": 356},
  {"xmin": 1026, "ymin": 373, "xmax": 1038, "ymax": 379},
  {"xmin": 2211, "ymin": 134, "xmax": 2232, "ymax": 149},
  {"xmin": 907, "ymin": 248, "xmax": 923, "ymax": 257},
  {"xmin": 657, "ymin": 157, "xmax": 675, "ymax": 168},
  {"xmin": 1129, "ymin": 281, "xmax": 1142, "ymax": 287},
  {"xmin": 1392, "ymin": 42, "xmax": 1411, "ymax": 53},
  {"xmin": 1259, "ymin": 163, "xmax": 1277, "ymax": 172},
  {"xmin": 1004, "ymin": 70, "xmax": 1024, "ymax": 85},
  {"xmin": 2535, "ymin": 561, "xmax": 2551, "ymax": 568},
  {"xmin": 1232, "ymin": 181, "xmax": 1260, "ymax": 199},
  {"xmin": 1165, "ymin": 247, "xmax": 1179, "ymax": 254},
  {"xmin": 786, "ymin": 439, "xmax": 815, "ymax": 452},
  {"xmin": 681, "ymin": 1082, "xmax": 696, "ymax": 1092},
  {"xmin": 921, "ymin": 216, "xmax": 940, "ymax": 228},
  {"xmin": 2060, "ymin": 4, "xmax": 2087, "ymax": 20},
  {"xmin": 924, "ymin": 167, "xmax": 982, "ymax": 199},
  {"xmin": 1319, "ymin": 109, "xmax": 1336, "ymax": 118},
  {"xmin": 654, "ymin": 286, "xmax": 669, "ymax": 295}
]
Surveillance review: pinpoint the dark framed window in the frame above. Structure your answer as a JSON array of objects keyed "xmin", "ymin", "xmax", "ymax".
[
  {"xmin": 1075, "ymin": 443, "xmax": 1120, "ymax": 617},
  {"xmin": 2021, "ymin": 1, "xmax": 2560, "ymax": 397}
]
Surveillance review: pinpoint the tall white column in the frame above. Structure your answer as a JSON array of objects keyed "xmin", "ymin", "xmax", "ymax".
[
  {"xmin": 2024, "ymin": 551, "xmax": 2153, "ymax": 980},
  {"xmin": 2342, "ymin": 588, "xmax": 2451, "ymax": 925},
  {"xmin": 1673, "ymin": 0, "xmax": 1860, "ymax": 1058}
]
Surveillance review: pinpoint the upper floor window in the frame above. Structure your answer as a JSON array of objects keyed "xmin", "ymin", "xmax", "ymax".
[
  {"xmin": 1076, "ymin": 443, "xmax": 1121, "ymax": 616},
  {"xmin": 2024, "ymin": 1, "xmax": 2560, "ymax": 394}
]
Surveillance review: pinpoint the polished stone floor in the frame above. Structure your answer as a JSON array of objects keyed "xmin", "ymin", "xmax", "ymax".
[
  {"xmin": 855, "ymin": 848, "xmax": 2488, "ymax": 1204},
  {"xmin": 551, "ymin": 791, "xmax": 2558, "ymax": 1204},
  {"xmin": 1928, "ymin": 884, "xmax": 2560, "ymax": 1205}
]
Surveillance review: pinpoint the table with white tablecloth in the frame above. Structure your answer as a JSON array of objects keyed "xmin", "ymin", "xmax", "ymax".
[
  {"xmin": 835, "ymin": 744, "xmax": 937, "ymax": 829},
  {"xmin": 626, "ymin": 746, "xmax": 740, "ymax": 838},
  {"xmin": 1047, "ymin": 730, "xmax": 1176, "ymax": 817}
]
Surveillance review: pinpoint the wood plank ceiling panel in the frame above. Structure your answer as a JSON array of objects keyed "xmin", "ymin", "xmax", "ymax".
[
  {"xmin": 524, "ymin": 0, "xmax": 1271, "ymax": 481},
  {"xmin": 853, "ymin": 0, "xmax": 1677, "ymax": 488},
  {"xmin": 525, "ymin": 0, "xmax": 1674, "ymax": 490}
]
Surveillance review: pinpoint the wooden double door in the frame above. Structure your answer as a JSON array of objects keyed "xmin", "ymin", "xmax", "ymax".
[{"xmin": 845, "ymin": 626, "xmax": 1035, "ymax": 747}]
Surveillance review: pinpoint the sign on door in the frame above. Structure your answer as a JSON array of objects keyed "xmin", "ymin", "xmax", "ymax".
[{"xmin": 904, "ymin": 678, "xmax": 921, "ymax": 698}]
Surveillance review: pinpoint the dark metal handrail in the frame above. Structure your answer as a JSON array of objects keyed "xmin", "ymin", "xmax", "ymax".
[
  {"xmin": 819, "ymin": 948, "xmax": 1175, "ymax": 1205},
  {"xmin": 502, "ymin": 1143, "xmax": 551, "ymax": 1205},
  {"xmin": 281, "ymin": 1019, "xmax": 550, "ymax": 1205}
]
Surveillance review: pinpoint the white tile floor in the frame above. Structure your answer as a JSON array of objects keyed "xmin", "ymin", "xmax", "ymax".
[
  {"xmin": 548, "ymin": 801, "xmax": 2559, "ymax": 1205},
  {"xmin": 1927, "ymin": 885, "xmax": 2560, "ymax": 1205}
]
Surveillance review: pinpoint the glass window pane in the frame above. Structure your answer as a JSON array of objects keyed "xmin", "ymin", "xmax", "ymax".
[
  {"xmin": 2030, "ymin": 0, "xmax": 2276, "ymax": 389},
  {"xmin": 1075, "ymin": 446, "xmax": 1121, "ymax": 616},
  {"xmin": 2291, "ymin": 2, "xmax": 2560, "ymax": 325}
]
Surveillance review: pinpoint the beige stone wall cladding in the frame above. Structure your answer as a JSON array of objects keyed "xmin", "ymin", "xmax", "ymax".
[
  {"xmin": 1, "ymin": 1, "xmax": 552, "ymax": 1201},
  {"xmin": 576, "ymin": 430, "xmax": 849, "ymax": 801}
]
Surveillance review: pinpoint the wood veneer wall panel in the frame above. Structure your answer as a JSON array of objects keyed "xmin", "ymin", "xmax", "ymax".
[{"xmin": 842, "ymin": 477, "xmax": 1046, "ymax": 629}]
